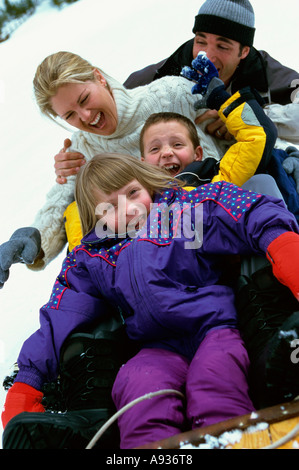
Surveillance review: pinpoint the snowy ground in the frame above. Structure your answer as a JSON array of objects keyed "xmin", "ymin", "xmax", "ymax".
[{"xmin": 0, "ymin": 0, "xmax": 298, "ymax": 447}]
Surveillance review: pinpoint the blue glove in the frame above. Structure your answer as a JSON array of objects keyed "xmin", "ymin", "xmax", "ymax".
[
  {"xmin": 0, "ymin": 227, "xmax": 41, "ymax": 288},
  {"xmin": 282, "ymin": 146, "xmax": 299, "ymax": 193},
  {"xmin": 181, "ymin": 52, "xmax": 227, "ymax": 109}
]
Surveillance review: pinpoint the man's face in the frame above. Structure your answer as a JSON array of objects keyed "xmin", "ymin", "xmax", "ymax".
[{"xmin": 193, "ymin": 32, "xmax": 250, "ymax": 87}]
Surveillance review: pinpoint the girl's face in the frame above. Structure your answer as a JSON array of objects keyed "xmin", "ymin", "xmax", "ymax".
[
  {"xmin": 94, "ymin": 179, "xmax": 153, "ymax": 236},
  {"xmin": 142, "ymin": 121, "xmax": 203, "ymax": 176},
  {"xmin": 51, "ymin": 70, "xmax": 118, "ymax": 135}
]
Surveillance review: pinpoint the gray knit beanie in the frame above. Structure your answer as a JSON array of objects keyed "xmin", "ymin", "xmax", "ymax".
[{"xmin": 193, "ymin": 0, "xmax": 255, "ymax": 46}]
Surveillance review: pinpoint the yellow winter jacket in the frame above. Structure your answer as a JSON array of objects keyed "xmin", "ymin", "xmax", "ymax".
[
  {"xmin": 64, "ymin": 201, "xmax": 82, "ymax": 253},
  {"xmin": 214, "ymin": 90, "xmax": 274, "ymax": 186}
]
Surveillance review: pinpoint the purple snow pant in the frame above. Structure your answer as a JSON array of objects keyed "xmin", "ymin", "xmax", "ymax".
[{"xmin": 112, "ymin": 328, "xmax": 255, "ymax": 449}]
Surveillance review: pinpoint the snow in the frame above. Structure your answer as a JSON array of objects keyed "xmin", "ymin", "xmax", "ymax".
[
  {"xmin": 0, "ymin": 0, "xmax": 299, "ymax": 448},
  {"xmin": 179, "ymin": 422, "xmax": 269, "ymax": 449}
]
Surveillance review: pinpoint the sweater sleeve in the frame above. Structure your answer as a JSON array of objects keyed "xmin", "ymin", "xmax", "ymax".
[
  {"xmin": 211, "ymin": 88, "xmax": 277, "ymax": 187},
  {"xmin": 16, "ymin": 250, "xmax": 112, "ymax": 390},
  {"xmin": 28, "ymin": 131, "xmax": 101, "ymax": 271},
  {"xmin": 264, "ymin": 102, "xmax": 299, "ymax": 146},
  {"xmin": 29, "ymin": 176, "xmax": 76, "ymax": 270}
]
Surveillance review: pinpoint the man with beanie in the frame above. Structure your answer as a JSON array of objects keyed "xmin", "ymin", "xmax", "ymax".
[
  {"xmin": 123, "ymin": 0, "xmax": 299, "ymax": 144},
  {"xmin": 125, "ymin": 0, "xmax": 298, "ymax": 106},
  {"xmin": 54, "ymin": 0, "xmax": 299, "ymax": 178}
]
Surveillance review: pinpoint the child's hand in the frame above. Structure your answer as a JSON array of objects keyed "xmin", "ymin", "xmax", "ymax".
[
  {"xmin": 267, "ymin": 232, "xmax": 299, "ymax": 301},
  {"xmin": 181, "ymin": 52, "xmax": 228, "ymax": 110},
  {"xmin": 181, "ymin": 51, "xmax": 219, "ymax": 94},
  {"xmin": 1, "ymin": 382, "xmax": 45, "ymax": 429}
]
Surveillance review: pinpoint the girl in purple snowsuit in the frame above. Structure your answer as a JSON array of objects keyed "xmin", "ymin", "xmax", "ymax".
[{"xmin": 3, "ymin": 154, "xmax": 299, "ymax": 448}]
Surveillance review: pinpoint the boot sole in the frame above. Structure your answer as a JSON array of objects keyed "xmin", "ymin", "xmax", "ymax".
[{"xmin": 2, "ymin": 409, "xmax": 119, "ymax": 449}]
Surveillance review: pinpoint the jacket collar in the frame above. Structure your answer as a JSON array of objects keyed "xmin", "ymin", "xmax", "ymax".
[
  {"xmin": 230, "ymin": 47, "xmax": 269, "ymax": 96},
  {"xmin": 154, "ymin": 39, "xmax": 194, "ymax": 81}
]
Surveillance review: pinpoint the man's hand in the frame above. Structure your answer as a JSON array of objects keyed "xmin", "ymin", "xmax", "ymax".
[
  {"xmin": 54, "ymin": 138, "xmax": 86, "ymax": 184},
  {"xmin": 195, "ymin": 110, "xmax": 234, "ymax": 141}
]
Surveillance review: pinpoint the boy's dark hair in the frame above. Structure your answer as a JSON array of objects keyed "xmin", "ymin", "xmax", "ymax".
[{"xmin": 140, "ymin": 112, "xmax": 200, "ymax": 156}]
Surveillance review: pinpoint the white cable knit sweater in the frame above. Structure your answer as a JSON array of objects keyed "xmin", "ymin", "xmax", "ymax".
[{"xmin": 31, "ymin": 74, "xmax": 229, "ymax": 269}]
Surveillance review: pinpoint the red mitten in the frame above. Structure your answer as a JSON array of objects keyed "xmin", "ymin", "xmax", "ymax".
[
  {"xmin": 266, "ymin": 232, "xmax": 299, "ymax": 301},
  {"xmin": 1, "ymin": 382, "xmax": 45, "ymax": 429}
]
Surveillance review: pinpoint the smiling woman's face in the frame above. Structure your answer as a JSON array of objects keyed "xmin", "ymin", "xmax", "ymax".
[{"xmin": 51, "ymin": 70, "xmax": 118, "ymax": 135}]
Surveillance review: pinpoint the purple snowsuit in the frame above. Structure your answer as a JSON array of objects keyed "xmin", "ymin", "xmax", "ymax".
[{"xmin": 16, "ymin": 181, "xmax": 298, "ymax": 448}]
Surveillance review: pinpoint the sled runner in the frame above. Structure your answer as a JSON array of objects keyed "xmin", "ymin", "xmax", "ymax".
[{"xmin": 138, "ymin": 399, "xmax": 299, "ymax": 450}]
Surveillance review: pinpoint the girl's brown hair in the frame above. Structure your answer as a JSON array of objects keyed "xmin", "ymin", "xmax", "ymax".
[{"xmin": 75, "ymin": 153, "xmax": 184, "ymax": 236}]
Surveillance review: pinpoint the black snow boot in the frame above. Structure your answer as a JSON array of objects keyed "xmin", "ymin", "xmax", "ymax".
[
  {"xmin": 235, "ymin": 265, "xmax": 299, "ymax": 409},
  {"xmin": 265, "ymin": 311, "xmax": 299, "ymax": 405},
  {"xmin": 2, "ymin": 310, "xmax": 139, "ymax": 449},
  {"xmin": 2, "ymin": 409, "xmax": 114, "ymax": 450}
]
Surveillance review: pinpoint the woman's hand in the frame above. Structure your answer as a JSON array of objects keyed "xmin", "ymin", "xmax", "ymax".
[
  {"xmin": 54, "ymin": 138, "xmax": 86, "ymax": 184},
  {"xmin": 195, "ymin": 110, "xmax": 234, "ymax": 141}
]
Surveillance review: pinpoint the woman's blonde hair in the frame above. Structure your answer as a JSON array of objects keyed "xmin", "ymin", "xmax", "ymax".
[
  {"xmin": 33, "ymin": 51, "xmax": 98, "ymax": 120},
  {"xmin": 75, "ymin": 153, "xmax": 184, "ymax": 236}
]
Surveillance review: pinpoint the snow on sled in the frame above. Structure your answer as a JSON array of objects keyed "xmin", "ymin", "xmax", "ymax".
[{"xmin": 138, "ymin": 398, "xmax": 299, "ymax": 449}]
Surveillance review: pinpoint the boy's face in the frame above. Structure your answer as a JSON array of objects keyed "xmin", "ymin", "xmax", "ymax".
[{"xmin": 142, "ymin": 121, "xmax": 203, "ymax": 176}]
